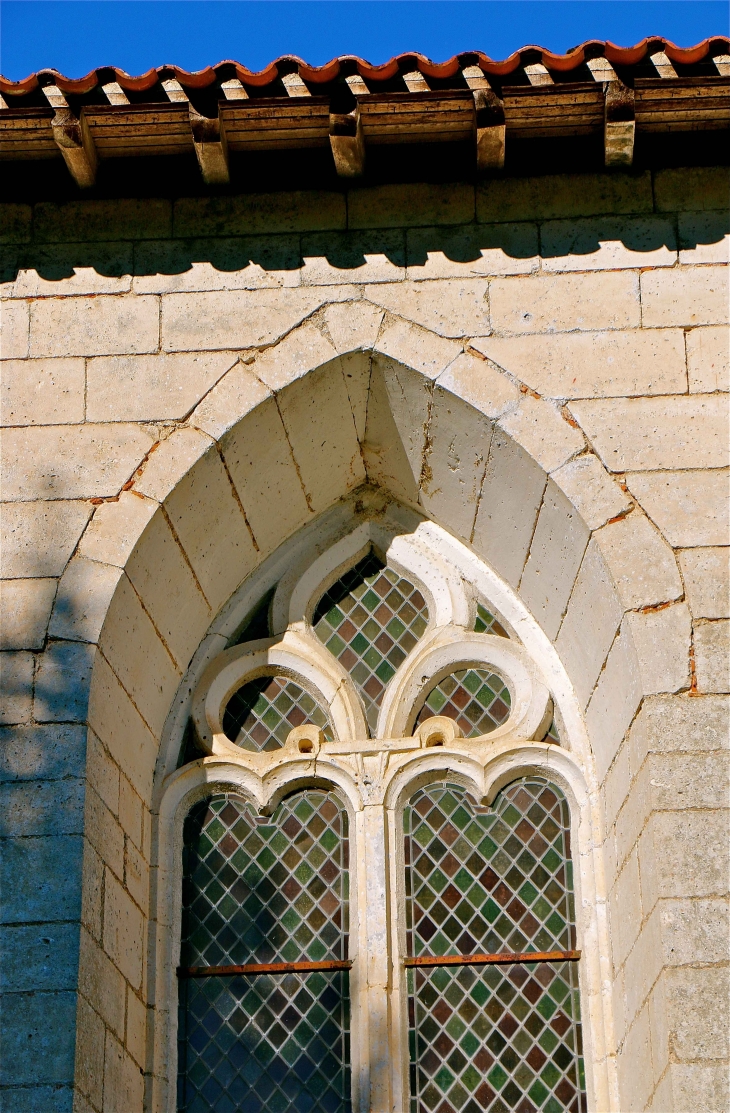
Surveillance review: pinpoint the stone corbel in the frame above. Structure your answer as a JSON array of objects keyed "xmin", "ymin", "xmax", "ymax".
[
  {"xmin": 604, "ymin": 80, "xmax": 635, "ymax": 167},
  {"xmin": 329, "ymin": 106, "xmax": 365, "ymax": 178},
  {"xmin": 190, "ymin": 107, "xmax": 230, "ymax": 184}
]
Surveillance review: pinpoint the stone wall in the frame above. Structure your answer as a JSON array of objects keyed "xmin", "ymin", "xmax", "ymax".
[{"xmin": 0, "ymin": 165, "xmax": 728, "ymax": 1112}]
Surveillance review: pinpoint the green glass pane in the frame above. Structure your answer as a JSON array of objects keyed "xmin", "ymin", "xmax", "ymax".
[
  {"xmin": 414, "ymin": 668, "xmax": 512, "ymax": 738},
  {"xmin": 474, "ymin": 601, "xmax": 510, "ymax": 638},
  {"xmin": 222, "ymin": 675, "xmax": 332, "ymax": 751},
  {"xmin": 313, "ymin": 550, "xmax": 429, "ymax": 735}
]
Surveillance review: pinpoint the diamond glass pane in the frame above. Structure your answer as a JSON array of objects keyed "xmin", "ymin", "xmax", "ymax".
[
  {"xmin": 178, "ymin": 969, "xmax": 350, "ymax": 1113},
  {"xmin": 414, "ymin": 670, "xmax": 511, "ymax": 739},
  {"xmin": 181, "ymin": 791, "xmax": 348, "ymax": 968},
  {"xmin": 474, "ymin": 603, "xmax": 509, "ymax": 639},
  {"xmin": 407, "ymin": 961, "xmax": 586, "ymax": 1113},
  {"xmin": 313, "ymin": 551, "xmax": 429, "ymax": 735},
  {"xmin": 222, "ymin": 675, "xmax": 332, "ymax": 751}
]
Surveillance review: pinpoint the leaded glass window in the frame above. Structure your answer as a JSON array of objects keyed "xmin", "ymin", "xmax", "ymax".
[
  {"xmin": 474, "ymin": 603, "xmax": 509, "ymax": 639},
  {"xmin": 222, "ymin": 675, "xmax": 332, "ymax": 750},
  {"xmin": 177, "ymin": 790, "xmax": 351, "ymax": 1112},
  {"xmin": 414, "ymin": 669, "xmax": 512, "ymax": 738},
  {"xmin": 313, "ymin": 551, "xmax": 429, "ymax": 734},
  {"xmin": 404, "ymin": 779, "xmax": 585, "ymax": 1112}
]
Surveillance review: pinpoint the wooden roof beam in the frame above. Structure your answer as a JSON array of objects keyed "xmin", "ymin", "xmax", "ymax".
[
  {"xmin": 330, "ymin": 106, "xmax": 364, "ymax": 177},
  {"xmin": 524, "ymin": 63, "xmax": 554, "ymax": 86},
  {"xmin": 463, "ymin": 65, "xmax": 505, "ymax": 173},
  {"xmin": 586, "ymin": 57, "xmax": 635, "ymax": 167},
  {"xmin": 101, "ymin": 81, "xmax": 130, "ymax": 105},
  {"xmin": 221, "ymin": 78, "xmax": 249, "ymax": 100},
  {"xmin": 42, "ymin": 83, "xmax": 97, "ymax": 188},
  {"xmin": 650, "ymin": 51, "xmax": 678, "ymax": 78},
  {"xmin": 161, "ymin": 77, "xmax": 230, "ymax": 184},
  {"xmin": 403, "ymin": 70, "xmax": 430, "ymax": 92}
]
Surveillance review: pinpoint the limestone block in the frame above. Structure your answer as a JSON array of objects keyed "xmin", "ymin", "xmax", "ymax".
[
  {"xmin": 9, "ymin": 258, "xmax": 132, "ymax": 299},
  {"xmin": 78, "ymin": 927, "xmax": 126, "ymax": 1038},
  {"xmin": 625, "ymin": 604, "xmax": 692, "ymax": 694},
  {"xmin": 161, "ymin": 287, "xmax": 333, "ymax": 353},
  {"xmin": 654, "ymin": 166, "xmax": 730, "ymax": 213},
  {"xmin": 519, "ymin": 479, "xmax": 590, "ymax": 639},
  {"xmin": 173, "ymin": 191, "xmax": 346, "ymax": 237},
  {"xmin": 687, "ymin": 325, "xmax": 730, "ymax": 394},
  {"xmin": 498, "ymin": 395, "xmax": 584, "ymax": 474},
  {"xmin": 74, "ymin": 994, "xmax": 105, "ymax": 1109},
  {"xmin": 277, "ymin": 359, "xmax": 366, "ymax": 514},
  {"xmin": 623, "ymin": 912, "xmax": 663, "ymax": 1030},
  {"xmin": 134, "ymin": 426, "xmax": 212, "ymax": 503},
  {"xmin": 87, "ymin": 351, "xmax": 239, "ymax": 422},
  {"xmin": 551, "ymin": 454, "xmax": 630, "ymax": 530},
  {"xmin": 556, "ymin": 539, "xmax": 624, "ymax": 708},
  {"xmin": 34, "ymin": 640, "xmax": 95, "ymax": 723},
  {"xmin": 660, "ymin": 898, "xmax": 729, "ymax": 966},
  {"xmin": 472, "ymin": 328, "xmax": 686, "ymax": 399},
  {"xmin": 436, "ymin": 350, "xmax": 519, "ymax": 419},
  {"xmin": 125, "ymin": 985, "xmax": 147, "ymax": 1068},
  {"xmin": 97, "ymin": 575, "xmax": 180, "ymax": 739},
  {"xmin": 615, "ymin": 1002, "xmax": 654, "ymax": 1113},
  {"xmin": 1, "ymin": 500, "xmax": 92, "ymax": 578},
  {"xmin": 48, "ymin": 556, "xmax": 123, "ymax": 645},
  {"xmin": 251, "ymin": 323, "xmax": 338, "ymax": 391},
  {"xmin": 29, "ymin": 294, "xmax": 159, "ymax": 358},
  {"xmin": 220, "ymin": 397, "xmax": 310, "ymax": 556},
  {"xmin": 1, "ymin": 357, "xmax": 85, "ymax": 425},
  {"xmin": 570, "ymin": 396, "xmax": 729, "ymax": 471},
  {"xmin": 124, "ymin": 839, "xmax": 149, "ymax": 915},
  {"xmin": 666, "ymin": 966, "xmax": 729, "ymax": 1060},
  {"xmin": 406, "ymin": 222, "xmax": 539, "ymax": 279},
  {"xmin": 669, "ymin": 1063, "xmax": 730, "ymax": 1113},
  {"xmin": 585, "ymin": 620, "xmax": 642, "ymax": 783},
  {"xmin": 490, "ymin": 271, "xmax": 640, "ymax": 335},
  {"xmin": 79, "ymin": 492, "xmax": 157, "ymax": 570},
  {"xmin": 0, "ymin": 990, "xmax": 77, "ymax": 1087},
  {"xmin": 418, "ymin": 384, "xmax": 494, "ymax": 543},
  {"xmin": 34, "ymin": 198, "xmax": 172, "ymax": 243},
  {"xmin": 87, "ymin": 651, "xmax": 159, "ymax": 800},
  {"xmin": 163, "ymin": 442, "xmax": 258, "ymax": 613},
  {"xmin": 629, "ymin": 695, "xmax": 730, "ymax": 779},
  {"xmin": 339, "ymin": 351, "xmax": 371, "ymax": 440},
  {"xmin": 324, "ymin": 301, "xmax": 384, "ymax": 354},
  {"xmin": 375, "ymin": 318, "xmax": 462, "ymax": 380},
  {"xmin": 594, "ymin": 512, "xmax": 682, "ymax": 609},
  {"xmin": 0, "ymin": 777, "xmax": 85, "ymax": 837},
  {"xmin": 0, "ymin": 722, "xmax": 86, "ymax": 782},
  {"xmin": 640, "ymin": 810, "xmax": 729, "ymax": 904},
  {"xmin": 2, "ymin": 422, "xmax": 155, "ymax": 501},
  {"xmin": 0, "ymin": 922, "xmax": 79, "ymax": 994},
  {"xmin": 302, "ymin": 229, "xmax": 405, "ymax": 284},
  {"xmin": 0, "ymin": 833, "xmax": 82, "ymax": 923},
  {"xmin": 626, "ymin": 469, "xmax": 729, "ymax": 547},
  {"xmin": 472, "ymin": 429, "xmax": 547, "ymax": 589},
  {"xmin": 125, "ymin": 512, "xmax": 210, "ymax": 669},
  {"xmin": 0, "ymin": 651, "xmax": 33, "ymax": 724},
  {"xmin": 132, "ymin": 234, "xmax": 301, "ymax": 293},
  {"xmin": 366, "ymin": 278, "xmax": 490, "ymax": 339},
  {"xmin": 189, "ymin": 360, "xmax": 271, "ymax": 441},
  {"xmin": 84, "ymin": 783, "xmax": 124, "ymax": 880},
  {"xmin": 103, "ymin": 1030, "xmax": 145, "ymax": 1113},
  {"xmin": 348, "ymin": 182, "xmax": 474, "ymax": 229},
  {"xmin": 0, "ymin": 202, "xmax": 31, "ymax": 244},
  {"xmin": 362, "ymin": 357, "xmax": 432, "ymax": 504},
  {"xmin": 679, "ymin": 548, "xmax": 730, "ymax": 618},
  {"xmin": 87, "ymin": 728, "xmax": 119, "ymax": 814},
  {"xmin": 608, "ymin": 851, "xmax": 642, "ymax": 972},
  {"xmin": 1, "ymin": 299, "xmax": 29, "ymax": 358},
  {"xmin": 103, "ymin": 869, "xmax": 144, "ymax": 988},
  {"xmin": 477, "ymin": 171, "xmax": 653, "ymax": 222},
  {"xmin": 0, "ymin": 578, "xmax": 57, "ymax": 650},
  {"xmin": 678, "ymin": 209, "xmax": 730, "ymax": 265},
  {"xmin": 118, "ymin": 775, "xmax": 143, "ymax": 852},
  {"xmin": 641, "ymin": 265, "xmax": 729, "ymax": 328},
  {"xmin": 541, "ymin": 215, "xmax": 676, "ymax": 271},
  {"xmin": 647, "ymin": 971, "xmax": 670, "ymax": 1084},
  {"xmin": 602, "ymin": 738, "xmax": 630, "ymax": 835},
  {"xmin": 694, "ymin": 620, "xmax": 730, "ymax": 693},
  {"xmin": 612, "ymin": 764, "xmax": 652, "ymax": 876}
]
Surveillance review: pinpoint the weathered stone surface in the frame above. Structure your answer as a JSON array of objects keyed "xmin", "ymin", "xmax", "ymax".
[
  {"xmin": 556, "ymin": 539, "xmax": 623, "ymax": 708},
  {"xmin": 654, "ymin": 166, "xmax": 730, "ymax": 213},
  {"xmin": 551, "ymin": 454, "xmax": 630, "ymax": 530},
  {"xmin": 363, "ymin": 358, "xmax": 431, "ymax": 504},
  {"xmin": 251, "ymin": 324, "xmax": 338, "ymax": 391},
  {"xmin": 132, "ymin": 234, "xmax": 301, "ymax": 293},
  {"xmin": 29, "ymin": 295, "xmax": 160, "ymax": 358},
  {"xmin": 666, "ymin": 966, "xmax": 729, "ymax": 1059},
  {"xmin": 477, "ymin": 171, "xmax": 653, "ymax": 222},
  {"xmin": 48, "ymin": 556, "xmax": 123, "ymax": 644},
  {"xmin": 0, "ymin": 777, "xmax": 85, "ymax": 837},
  {"xmin": 679, "ymin": 548, "xmax": 730, "ymax": 619},
  {"xmin": 668, "ymin": 1062, "xmax": 730, "ymax": 1113},
  {"xmin": 0, "ymin": 990, "xmax": 77, "ymax": 1086},
  {"xmin": 7, "ymin": 252, "xmax": 133, "ymax": 299},
  {"xmin": 34, "ymin": 640, "xmax": 95, "ymax": 722},
  {"xmin": 0, "ymin": 578, "xmax": 57, "ymax": 650},
  {"xmin": 406, "ymin": 222, "xmax": 538, "ymax": 279},
  {"xmin": 0, "ymin": 650, "xmax": 33, "ymax": 724},
  {"xmin": 541, "ymin": 215, "xmax": 676, "ymax": 271},
  {"xmin": 659, "ymin": 898, "xmax": 730, "ymax": 966},
  {"xmin": 641, "ymin": 265, "xmax": 729, "ymax": 328},
  {"xmin": 626, "ymin": 469, "xmax": 729, "ymax": 547},
  {"xmin": 628, "ymin": 694, "xmax": 729, "ymax": 777},
  {"xmin": 436, "ymin": 350, "xmax": 519, "ymax": 419},
  {"xmin": 686, "ymin": 326, "xmax": 730, "ymax": 392},
  {"xmin": 640, "ymin": 810, "xmax": 730, "ymax": 904},
  {"xmin": 103, "ymin": 1029, "xmax": 145, "ymax": 1112},
  {"xmin": 0, "ymin": 833, "xmax": 82, "ymax": 923},
  {"xmin": 625, "ymin": 604, "xmax": 692, "ymax": 694},
  {"xmin": 1, "ymin": 299, "xmax": 29, "ymax": 359},
  {"xmin": 324, "ymin": 300, "xmax": 383, "ymax": 354},
  {"xmin": 570, "ymin": 396, "xmax": 729, "ymax": 471},
  {"xmin": 301, "ymin": 229, "xmax": 405, "ymax": 285},
  {"xmin": 375, "ymin": 318, "xmax": 461, "ymax": 380},
  {"xmin": 2, "ymin": 423, "xmax": 155, "ymax": 501},
  {"xmin": 0, "ymin": 921, "xmax": 79, "ymax": 992},
  {"xmin": 586, "ymin": 620, "xmax": 642, "ymax": 782},
  {"xmin": 78, "ymin": 493, "xmax": 157, "ymax": 570},
  {"xmin": 472, "ymin": 328, "xmax": 686, "ymax": 399},
  {"xmin": 678, "ymin": 209, "xmax": 730, "ymax": 265},
  {"xmin": 134, "ymin": 426, "xmax": 212, "ymax": 504},
  {"xmin": 0, "ymin": 723, "xmax": 86, "ymax": 782},
  {"xmin": 1, "ymin": 357, "xmax": 85, "ymax": 425},
  {"xmin": 173, "ymin": 191, "xmax": 346, "ymax": 238},
  {"xmin": 490, "ymin": 271, "xmax": 640, "ymax": 334},
  {"xmin": 594, "ymin": 512, "xmax": 683, "ymax": 610},
  {"xmin": 0, "ymin": 202, "xmax": 31, "ymax": 244},
  {"xmin": 348, "ymin": 182, "xmax": 474, "ymax": 229},
  {"xmin": 0, "ymin": 500, "xmax": 92, "ymax": 578},
  {"xmin": 86, "ymin": 351, "xmax": 239, "ymax": 422},
  {"xmin": 694, "ymin": 620, "xmax": 730, "ymax": 694},
  {"xmin": 87, "ymin": 651, "xmax": 158, "ymax": 801},
  {"xmin": 498, "ymin": 395, "xmax": 584, "ymax": 473},
  {"xmin": 366, "ymin": 279, "xmax": 490, "ymax": 338},
  {"xmin": 520, "ymin": 479, "xmax": 590, "ymax": 639},
  {"xmin": 161, "ymin": 287, "xmax": 333, "ymax": 352},
  {"xmin": 33, "ymin": 198, "xmax": 172, "ymax": 243},
  {"xmin": 189, "ymin": 361, "xmax": 270, "ymax": 441}
]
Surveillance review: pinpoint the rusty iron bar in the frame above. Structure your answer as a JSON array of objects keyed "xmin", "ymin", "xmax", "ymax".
[
  {"xmin": 404, "ymin": 950, "xmax": 581, "ymax": 968},
  {"xmin": 177, "ymin": 958, "xmax": 352, "ymax": 978}
]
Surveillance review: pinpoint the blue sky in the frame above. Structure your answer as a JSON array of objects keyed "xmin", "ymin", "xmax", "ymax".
[{"xmin": 1, "ymin": 1, "xmax": 727, "ymax": 81}]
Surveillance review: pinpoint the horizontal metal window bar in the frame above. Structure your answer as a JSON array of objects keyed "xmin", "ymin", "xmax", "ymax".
[
  {"xmin": 177, "ymin": 958, "xmax": 352, "ymax": 978},
  {"xmin": 404, "ymin": 950, "xmax": 580, "ymax": 968}
]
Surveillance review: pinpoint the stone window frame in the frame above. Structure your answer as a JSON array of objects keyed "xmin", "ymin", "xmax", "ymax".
[{"xmin": 150, "ymin": 508, "xmax": 613, "ymax": 1112}]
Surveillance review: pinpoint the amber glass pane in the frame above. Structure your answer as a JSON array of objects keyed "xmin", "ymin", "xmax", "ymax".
[
  {"xmin": 313, "ymin": 551, "xmax": 429, "ymax": 735},
  {"xmin": 222, "ymin": 675, "xmax": 332, "ymax": 750},
  {"xmin": 414, "ymin": 669, "xmax": 511, "ymax": 738}
]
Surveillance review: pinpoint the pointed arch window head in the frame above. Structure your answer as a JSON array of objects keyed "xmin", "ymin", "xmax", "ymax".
[
  {"xmin": 415, "ymin": 668, "xmax": 512, "ymax": 739},
  {"xmin": 313, "ymin": 550, "xmax": 429, "ymax": 734},
  {"xmin": 222, "ymin": 675, "xmax": 332, "ymax": 750}
]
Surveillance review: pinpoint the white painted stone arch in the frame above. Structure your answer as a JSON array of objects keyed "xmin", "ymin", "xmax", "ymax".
[{"xmin": 69, "ymin": 309, "xmax": 688, "ymax": 1111}]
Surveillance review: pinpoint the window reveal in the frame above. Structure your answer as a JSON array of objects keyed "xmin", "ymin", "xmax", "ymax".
[{"xmin": 404, "ymin": 780, "xmax": 586, "ymax": 1113}]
